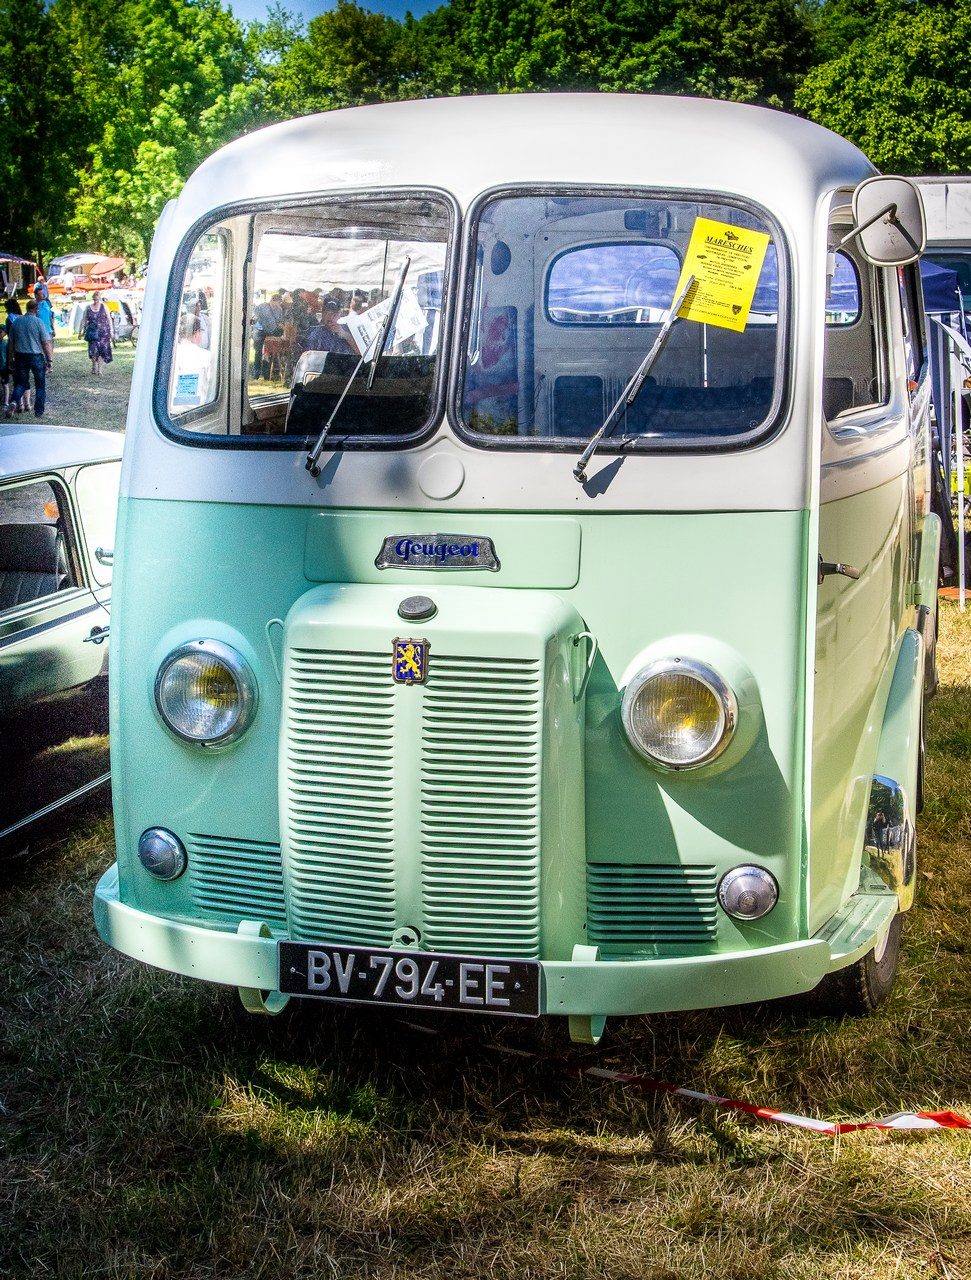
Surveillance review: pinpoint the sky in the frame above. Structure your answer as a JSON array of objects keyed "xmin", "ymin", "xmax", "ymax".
[{"xmin": 228, "ymin": 0, "xmax": 441, "ymax": 23}]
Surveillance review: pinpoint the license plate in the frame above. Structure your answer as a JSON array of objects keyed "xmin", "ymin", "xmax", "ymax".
[{"xmin": 279, "ymin": 941, "xmax": 540, "ymax": 1018}]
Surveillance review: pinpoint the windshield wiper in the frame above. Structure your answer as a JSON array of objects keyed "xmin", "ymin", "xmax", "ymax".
[
  {"xmin": 573, "ymin": 274, "xmax": 695, "ymax": 485},
  {"xmin": 305, "ymin": 256, "xmax": 412, "ymax": 477}
]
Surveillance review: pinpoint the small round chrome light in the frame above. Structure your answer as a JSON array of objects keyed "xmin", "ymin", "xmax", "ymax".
[
  {"xmin": 621, "ymin": 658, "xmax": 737, "ymax": 770},
  {"xmin": 155, "ymin": 639, "xmax": 257, "ymax": 746},
  {"xmin": 718, "ymin": 865, "xmax": 779, "ymax": 921},
  {"xmin": 138, "ymin": 828, "xmax": 188, "ymax": 881}
]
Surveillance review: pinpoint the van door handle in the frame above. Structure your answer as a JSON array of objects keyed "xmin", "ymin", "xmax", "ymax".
[
  {"xmin": 84, "ymin": 624, "xmax": 110, "ymax": 644},
  {"xmin": 818, "ymin": 555, "xmax": 861, "ymax": 583}
]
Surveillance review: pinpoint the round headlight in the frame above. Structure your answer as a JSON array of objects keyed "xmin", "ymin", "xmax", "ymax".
[
  {"xmin": 622, "ymin": 658, "xmax": 736, "ymax": 770},
  {"xmin": 718, "ymin": 865, "xmax": 779, "ymax": 921},
  {"xmin": 155, "ymin": 639, "xmax": 257, "ymax": 746}
]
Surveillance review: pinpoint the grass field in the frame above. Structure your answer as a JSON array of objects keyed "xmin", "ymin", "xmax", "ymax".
[
  {"xmin": 3, "ymin": 343, "xmax": 971, "ymax": 1277},
  {"xmin": 2, "ymin": 605, "xmax": 971, "ymax": 1279},
  {"xmin": 7, "ymin": 330, "xmax": 135, "ymax": 434}
]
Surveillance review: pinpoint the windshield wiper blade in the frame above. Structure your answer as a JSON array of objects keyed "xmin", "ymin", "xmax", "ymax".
[
  {"xmin": 367, "ymin": 256, "xmax": 411, "ymax": 390},
  {"xmin": 573, "ymin": 274, "xmax": 695, "ymax": 485},
  {"xmin": 305, "ymin": 257, "xmax": 412, "ymax": 477}
]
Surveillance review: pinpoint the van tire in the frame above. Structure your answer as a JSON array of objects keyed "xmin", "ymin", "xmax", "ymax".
[{"xmin": 808, "ymin": 914, "xmax": 903, "ymax": 1015}]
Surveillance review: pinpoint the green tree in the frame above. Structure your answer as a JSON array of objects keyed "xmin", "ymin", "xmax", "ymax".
[
  {"xmin": 407, "ymin": 0, "xmax": 812, "ymax": 107},
  {"xmin": 60, "ymin": 0, "xmax": 288, "ymax": 259},
  {"xmin": 0, "ymin": 0, "xmax": 76, "ymax": 259},
  {"xmin": 796, "ymin": 0, "xmax": 971, "ymax": 172},
  {"xmin": 270, "ymin": 0, "xmax": 414, "ymax": 115}
]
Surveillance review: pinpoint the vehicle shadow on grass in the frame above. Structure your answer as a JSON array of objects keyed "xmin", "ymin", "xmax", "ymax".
[{"xmin": 5, "ymin": 830, "xmax": 971, "ymax": 1279}]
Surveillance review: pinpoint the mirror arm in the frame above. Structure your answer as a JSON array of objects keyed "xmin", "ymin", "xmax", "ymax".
[{"xmin": 839, "ymin": 202, "xmax": 897, "ymax": 249}]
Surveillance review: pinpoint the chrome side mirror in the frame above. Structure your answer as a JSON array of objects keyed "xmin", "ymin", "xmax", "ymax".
[
  {"xmin": 844, "ymin": 176, "xmax": 926, "ymax": 267},
  {"xmin": 863, "ymin": 774, "xmax": 916, "ymax": 910}
]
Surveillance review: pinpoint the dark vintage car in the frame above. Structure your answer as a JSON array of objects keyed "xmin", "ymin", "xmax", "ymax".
[{"xmin": 0, "ymin": 425, "xmax": 120, "ymax": 852}]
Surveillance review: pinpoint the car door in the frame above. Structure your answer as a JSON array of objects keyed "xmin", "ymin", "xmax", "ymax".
[{"xmin": 0, "ymin": 468, "xmax": 114, "ymax": 848}]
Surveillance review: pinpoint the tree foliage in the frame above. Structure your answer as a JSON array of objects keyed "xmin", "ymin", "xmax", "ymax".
[
  {"xmin": 797, "ymin": 0, "xmax": 971, "ymax": 174},
  {"xmin": 62, "ymin": 0, "xmax": 286, "ymax": 258},
  {"xmin": 4, "ymin": 0, "xmax": 971, "ymax": 263}
]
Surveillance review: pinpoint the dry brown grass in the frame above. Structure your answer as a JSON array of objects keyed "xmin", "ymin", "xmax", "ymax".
[{"xmin": 3, "ymin": 607, "xmax": 971, "ymax": 1279}]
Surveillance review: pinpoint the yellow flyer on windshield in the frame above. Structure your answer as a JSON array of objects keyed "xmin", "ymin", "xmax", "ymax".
[{"xmin": 673, "ymin": 217, "xmax": 771, "ymax": 332}]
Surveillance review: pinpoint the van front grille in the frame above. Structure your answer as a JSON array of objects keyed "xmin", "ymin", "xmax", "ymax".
[
  {"xmin": 283, "ymin": 650, "xmax": 396, "ymax": 946},
  {"xmin": 281, "ymin": 646, "xmax": 545, "ymax": 957},
  {"xmin": 420, "ymin": 656, "xmax": 542, "ymax": 957},
  {"xmin": 187, "ymin": 833, "xmax": 286, "ymax": 925},
  {"xmin": 587, "ymin": 863, "xmax": 718, "ymax": 951}
]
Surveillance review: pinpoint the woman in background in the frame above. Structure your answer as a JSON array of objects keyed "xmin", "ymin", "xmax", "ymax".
[{"xmin": 82, "ymin": 293, "xmax": 113, "ymax": 375}]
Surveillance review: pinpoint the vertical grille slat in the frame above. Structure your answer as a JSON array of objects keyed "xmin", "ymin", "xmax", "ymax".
[
  {"xmin": 283, "ymin": 650, "xmax": 396, "ymax": 945},
  {"xmin": 587, "ymin": 863, "xmax": 719, "ymax": 951},
  {"xmin": 420, "ymin": 656, "xmax": 543, "ymax": 957}
]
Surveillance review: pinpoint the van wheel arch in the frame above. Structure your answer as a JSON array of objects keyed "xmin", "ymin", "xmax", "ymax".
[{"xmin": 807, "ymin": 913, "xmax": 903, "ymax": 1015}]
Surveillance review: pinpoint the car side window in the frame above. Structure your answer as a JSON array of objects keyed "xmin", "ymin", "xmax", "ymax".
[
  {"xmin": 74, "ymin": 461, "xmax": 121, "ymax": 587},
  {"xmin": 823, "ymin": 237, "xmax": 890, "ymax": 423},
  {"xmin": 0, "ymin": 479, "xmax": 79, "ymax": 615}
]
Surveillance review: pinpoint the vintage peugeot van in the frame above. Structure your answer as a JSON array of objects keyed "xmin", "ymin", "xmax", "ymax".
[{"xmin": 94, "ymin": 95, "xmax": 938, "ymax": 1043}]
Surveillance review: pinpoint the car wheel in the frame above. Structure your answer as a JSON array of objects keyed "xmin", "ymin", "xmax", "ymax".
[{"xmin": 809, "ymin": 913, "xmax": 903, "ymax": 1015}]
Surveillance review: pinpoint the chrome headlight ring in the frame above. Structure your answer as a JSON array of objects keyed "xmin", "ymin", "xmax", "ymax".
[
  {"xmin": 621, "ymin": 657, "xmax": 738, "ymax": 771},
  {"xmin": 154, "ymin": 638, "xmax": 258, "ymax": 748}
]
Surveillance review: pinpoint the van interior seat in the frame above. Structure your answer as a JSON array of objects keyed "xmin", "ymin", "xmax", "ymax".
[
  {"xmin": 551, "ymin": 374, "xmax": 774, "ymax": 438},
  {"xmin": 823, "ymin": 376, "xmax": 855, "ymax": 420},
  {"xmin": 0, "ymin": 523, "xmax": 69, "ymax": 609},
  {"xmin": 285, "ymin": 351, "xmax": 435, "ymax": 436}
]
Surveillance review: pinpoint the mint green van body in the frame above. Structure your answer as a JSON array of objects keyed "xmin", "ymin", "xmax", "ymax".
[{"xmin": 95, "ymin": 96, "xmax": 937, "ymax": 1039}]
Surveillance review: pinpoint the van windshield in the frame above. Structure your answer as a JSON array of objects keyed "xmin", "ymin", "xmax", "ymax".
[
  {"xmin": 458, "ymin": 192, "xmax": 784, "ymax": 449},
  {"xmin": 165, "ymin": 193, "xmax": 451, "ymax": 442}
]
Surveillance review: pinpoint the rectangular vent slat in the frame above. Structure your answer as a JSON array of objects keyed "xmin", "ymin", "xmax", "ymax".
[
  {"xmin": 587, "ymin": 864, "xmax": 719, "ymax": 951},
  {"xmin": 187, "ymin": 833, "xmax": 286, "ymax": 926}
]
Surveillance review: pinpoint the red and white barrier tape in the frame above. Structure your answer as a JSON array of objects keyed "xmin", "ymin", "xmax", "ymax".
[
  {"xmin": 580, "ymin": 1065, "xmax": 971, "ymax": 1135},
  {"xmin": 489, "ymin": 1044, "xmax": 971, "ymax": 1135}
]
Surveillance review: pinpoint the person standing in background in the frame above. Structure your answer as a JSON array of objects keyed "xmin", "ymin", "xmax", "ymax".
[
  {"xmin": 82, "ymin": 293, "xmax": 113, "ymax": 375},
  {"xmin": 34, "ymin": 282, "xmax": 55, "ymax": 341},
  {"xmin": 4, "ymin": 298, "xmax": 29, "ymax": 412},
  {"xmin": 0, "ymin": 322, "xmax": 11, "ymax": 415},
  {"xmin": 252, "ymin": 291, "xmax": 284, "ymax": 377},
  {"xmin": 7, "ymin": 299, "xmax": 53, "ymax": 417}
]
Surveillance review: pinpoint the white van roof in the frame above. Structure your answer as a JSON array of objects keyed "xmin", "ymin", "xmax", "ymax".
[{"xmin": 173, "ymin": 94, "xmax": 875, "ymax": 231}]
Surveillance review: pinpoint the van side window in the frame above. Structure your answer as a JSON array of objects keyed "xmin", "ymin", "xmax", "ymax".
[
  {"xmin": 168, "ymin": 230, "xmax": 226, "ymax": 419},
  {"xmin": 897, "ymin": 263, "xmax": 926, "ymax": 384},
  {"xmin": 822, "ymin": 240, "xmax": 889, "ymax": 422},
  {"xmin": 0, "ymin": 479, "xmax": 78, "ymax": 613}
]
